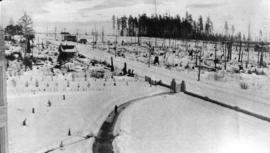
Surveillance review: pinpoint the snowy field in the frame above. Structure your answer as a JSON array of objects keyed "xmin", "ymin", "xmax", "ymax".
[
  {"xmin": 7, "ymin": 68, "xmax": 168, "ymax": 153},
  {"xmin": 114, "ymin": 93, "xmax": 270, "ymax": 153},
  {"xmin": 73, "ymin": 43, "xmax": 270, "ymax": 117}
]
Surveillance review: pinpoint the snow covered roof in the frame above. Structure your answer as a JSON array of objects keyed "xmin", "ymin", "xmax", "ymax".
[
  {"xmin": 63, "ymin": 48, "xmax": 77, "ymax": 53},
  {"xmin": 60, "ymin": 44, "xmax": 77, "ymax": 53}
]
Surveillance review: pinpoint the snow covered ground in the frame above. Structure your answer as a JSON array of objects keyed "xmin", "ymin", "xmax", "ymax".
[
  {"xmin": 7, "ymin": 69, "xmax": 168, "ymax": 153},
  {"xmin": 72, "ymin": 41, "xmax": 270, "ymax": 153},
  {"xmin": 114, "ymin": 93, "xmax": 270, "ymax": 153},
  {"xmin": 7, "ymin": 36, "xmax": 270, "ymax": 153},
  {"xmin": 75, "ymin": 43, "xmax": 270, "ymax": 118}
]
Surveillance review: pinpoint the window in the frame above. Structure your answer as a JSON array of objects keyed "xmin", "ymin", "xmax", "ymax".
[{"xmin": 0, "ymin": 127, "xmax": 5, "ymax": 153}]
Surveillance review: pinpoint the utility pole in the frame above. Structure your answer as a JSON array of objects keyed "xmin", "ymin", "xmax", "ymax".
[
  {"xmin": 115, "ymin": 29, "xmax": 117, "ymax": 58},
  {"xmin": 214, "ymin": 42, "xmax": 217, "ymax": 69},
  {"xmin": 154, "ymin": 0, "xmax": 157, "ymax": 47},
  {"xmin": 54, "ymin": 26, "xmax": 57, "ymax": 41},
  {"xmin": 95, "ymin": 27, "xmax": 98, "ymax": 42},
  {"xmin": 194, "ymin": 37, "xmax": 198, "ymax": 66},
  {"xmin": 247, "ymin": 23, "xmax": 251, "ymax": 68},
  {"xmin": 198, "ymin": 45, "xmax": 202, "ymax": 81},
  {"xmin": 46, "ymin": 26, "xmax": 48, "ymax": 37},
  {"xmin": 224, "ymin": 42, "xmax": 227, "ymax": 70},
  {"xmin": 147, "ymin": 41, "xmax": 152, "ymax": 68},
  {"xmin": 92, "ymin": 29, "xmax": 94, "ymax": 49},
  {"xmin": 246, "ymin": 42, "xmax": 249, "ymax": 68},
  {"xmin": 102, "ymin": 27, "xmax": 104, "ymax": 44},
  {"xmin": 38, "ymin": 36, "xmax": 40, "ymax": 52}
]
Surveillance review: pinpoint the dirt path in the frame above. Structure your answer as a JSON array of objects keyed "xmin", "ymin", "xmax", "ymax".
[{"xmin": 92, "ymin": 91, "xmax": 171, "ymax": 153}]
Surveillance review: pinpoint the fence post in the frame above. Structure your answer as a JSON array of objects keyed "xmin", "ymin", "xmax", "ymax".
[
  {"xmin": 171, "ymin": 79, "xmax": 176, "ymax": 93},
  {"xmin": 181, "ymin": 80, "xmax": 186, "ymax": 92}
]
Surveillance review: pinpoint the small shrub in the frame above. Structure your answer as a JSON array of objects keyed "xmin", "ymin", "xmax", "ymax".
[
  {"xmin": 72, "ymin": 73, "xmax": 75, "ymax": 81},
  {"xmin": 84, "ymin": 74, "xmax": 87, "ymax": 81},
  {"xmin": 213, "ymin": 73, "xmax": 224, "ymax": 81},
  {"xmin": 35, "ymin": 80, "xmax": 39, "ymax": 87},
  {"xmin": 240, "ymin": 82, "xmax": 248, "ymax": 90},
  {"xmin": 59, "ymin": 141, "xmax": 64, "ymax": 148},
  {"xmin": 255, "ymin": 69, "xmax": 265, "ymax": 75},
  {"xmin": 90, "ymin": 70, "xmax": 104, "ymax": 78}
]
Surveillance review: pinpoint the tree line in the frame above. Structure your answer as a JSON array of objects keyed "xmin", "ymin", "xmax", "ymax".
[{"xmin": 112, "ymin": 12, "xmax": 248, "ymax": 42}]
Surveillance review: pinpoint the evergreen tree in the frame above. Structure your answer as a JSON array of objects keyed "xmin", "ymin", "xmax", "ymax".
[
  {"xmin": 112, "ymin": 15, "xmax": 116, "ymax": 30},
  {"xmin": 120, "ymin": 16, "xmax": 127, "ymax": 36},
  {"xmin": 198, "ymin": 15, "xmax": 204, "ymax": 34},
  {"xmin": 205, "ymin": 16, "xmax": 213, "ymax": 36}
]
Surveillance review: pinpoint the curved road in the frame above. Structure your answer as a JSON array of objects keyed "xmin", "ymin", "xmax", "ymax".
[{"xmin": 92, "ymin": 91, "xmax": 171, "ymax": 153}]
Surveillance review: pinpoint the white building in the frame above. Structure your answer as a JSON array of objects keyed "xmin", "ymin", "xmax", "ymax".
[{"xmin": 0, "ymin": 27, "xmax": 8, "ymax": 153}]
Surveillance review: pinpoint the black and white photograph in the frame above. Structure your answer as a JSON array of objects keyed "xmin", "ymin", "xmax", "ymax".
[{"xmin": 1, "ymin": 0, "xmax": 270, "ymax": 153}]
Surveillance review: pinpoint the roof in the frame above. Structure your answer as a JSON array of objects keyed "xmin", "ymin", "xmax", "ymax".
[
  {"xmin": 63, "ymin": 48, "xmax": 77, "ymax": 53},
  {"xmin": 60, "ymin": 32, "xmax": 70, "ymax": 35},
  {"xmin": 60, "ymin": 44, "xmax": 77, "ymax": 53}
]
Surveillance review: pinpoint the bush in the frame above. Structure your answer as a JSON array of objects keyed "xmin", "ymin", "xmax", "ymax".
[
  {"xmin": 90, "ymin": 70, "xmax": 104, "ymax": 78},
  {"xmin": 35, "ymin": 80, "xmax": 39, "ymax": 87},
  {"xmin": 255, "ymin": 69, "xmax": 265, "ymax": 75},
  {"xmin": 212, "ymin": 72, "xmax": 225, "ymax": 81},
  {"xmin": 240, "ymin": 82, "xmax": 248, "ymax": 90},
  {"xmin": 72, "ymin": 73, "xmax": 75, "ymax": 81}
]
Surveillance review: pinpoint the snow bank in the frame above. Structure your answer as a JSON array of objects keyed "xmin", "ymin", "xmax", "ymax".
[{"xmin": 114, "ymin": 93, "xmax": 270, "ymax": 153}]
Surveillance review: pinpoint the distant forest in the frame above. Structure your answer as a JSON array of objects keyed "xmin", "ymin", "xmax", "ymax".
[{"xmin": 113, "ymin": 12, "xmax": 247, "ymax": 42}]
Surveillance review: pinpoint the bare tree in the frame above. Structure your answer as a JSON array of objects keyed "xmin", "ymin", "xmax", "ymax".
[
  {"xmin": 112, "ymin": 15, "xmax": 116, "ymax": 31},
  {"xmin": 18, "ymin": 12, "xmax": 35, "ymax": 71},
  {"xmin": 246, "ymin": 23, "xmax": 251, "ymax": 67},
  {"xmin": 18, "ymin": 12, "xmax": 34, "ymax": 37},
  {"xmin": 231, "ymin": 25, "xmax": 235, "ymax": 36},
  {"xmin": 238, "ymin": 32, "xmax": 242, "ymax": 62},
  {"xmin": 224, "ymin": 21, "xmax": 229, "ymax": 38}
]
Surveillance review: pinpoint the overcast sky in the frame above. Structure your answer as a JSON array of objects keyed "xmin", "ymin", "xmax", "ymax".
[{"xmin": 1, "ymin": 0, "xmax": 270, "ymax": 39}]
